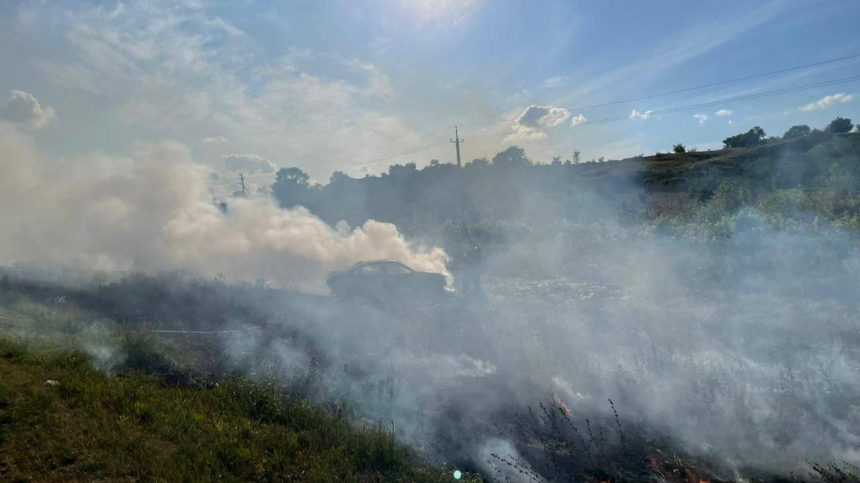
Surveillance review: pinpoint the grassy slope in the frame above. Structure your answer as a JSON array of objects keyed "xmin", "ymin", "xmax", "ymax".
[
  {"xmin": 576, "ymin": 132, "xmax": 860, "ymax": 192},
  {"xmin": 0, "ymin": 297, "xmax": 479, "ymax": 483}
]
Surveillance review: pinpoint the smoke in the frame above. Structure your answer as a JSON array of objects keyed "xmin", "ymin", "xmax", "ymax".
[
  {"xmin": 5, "ymin": 116, "xmax": 860, "ymax": 479},
  {"xmin": 0, "ymin": 122, "xmax": 447, "ymax": 292}
]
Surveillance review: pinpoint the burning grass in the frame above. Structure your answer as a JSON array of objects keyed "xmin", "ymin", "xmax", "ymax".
[{"xmin": 2, "ymin": 276, "xmax": 859, "ymax": 482}]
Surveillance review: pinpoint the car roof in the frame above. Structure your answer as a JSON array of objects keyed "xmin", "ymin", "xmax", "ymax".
[{"xmin": 349, "ymin": 260, "xmax": 412, "ymax": 271}]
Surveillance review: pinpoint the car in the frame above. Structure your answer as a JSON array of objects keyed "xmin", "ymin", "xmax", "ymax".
[{"xmin": 326, "ymin": 260, "xmax": 448, "ymax": 301}]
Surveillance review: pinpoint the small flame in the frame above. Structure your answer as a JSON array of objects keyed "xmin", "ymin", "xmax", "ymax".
[{"xmin": 554, "ymin": 395, "xmax": 573, "ymax": 416}]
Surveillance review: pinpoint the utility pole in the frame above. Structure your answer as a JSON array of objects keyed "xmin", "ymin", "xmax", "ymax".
[
  {"xmin": 450, "ymin": 126, "xmax": 464, "ymax": 168},
  {"xmin": 239, "ymin": 173, "xmax": 247, "ymax": 195}
]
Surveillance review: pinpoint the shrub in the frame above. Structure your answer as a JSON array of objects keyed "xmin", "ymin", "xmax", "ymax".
[
  {"xmin": 784, "ymin": 124, "xmax": 811, "ymax": 139},
  {"xmin": 723, "ymin": 126, "xmax": 766, "ymax": 148},
  {"xmin": 826, "ymin": 117, "xmax": 854, "ymax": 134}
]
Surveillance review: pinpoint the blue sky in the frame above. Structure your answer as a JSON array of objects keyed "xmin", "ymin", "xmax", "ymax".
[{"xmin": 1, "ymin": 0, "xmax": 858, "ymax": 188}]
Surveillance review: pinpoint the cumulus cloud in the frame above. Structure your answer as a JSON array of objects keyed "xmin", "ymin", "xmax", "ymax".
[
  {"xmin": 799, "ymin": 93, "xmax": 854, "ymax": 111},
  {"xmin": 715, "ymin": 109, "xmax": 733, "ymax": 117},
  {"xmin": 202, "ymin": 136, "xmax": 229, "ymax": 143},
  {"xmin": 223, "ymin": 154, "xmax": 277, "ymax": 174},
  {"xmin": 505, "ymin": 105, "xmax": 571, "ymax": 141},
  {"xmin": 629, "ymin": 109, "xmax": 652, "ymax": 120},
  {"xmin": 570, "ymin": 114, "xmax": 587, "ymax": 126},
  {"xmin": 0, "ymin": 90, "xmax": 56, "ymax": 128},
  {"xmin": 693, "ymin": 113, "xmax": 708, "ymax": 124}
]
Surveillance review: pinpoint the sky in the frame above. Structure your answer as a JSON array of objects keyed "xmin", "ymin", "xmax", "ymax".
[{"xmin": 1, "ymin": 0, "xmax": 859, "ymax": 191}]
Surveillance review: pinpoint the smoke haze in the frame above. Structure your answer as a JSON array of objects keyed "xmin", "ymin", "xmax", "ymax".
[
  {"xmin": 0, "ymin": 122, "xmax": 447, "ymax": 293},
  {"xmin": 4, "ymin": 117, "xmax": 860, "ymax": 479}
]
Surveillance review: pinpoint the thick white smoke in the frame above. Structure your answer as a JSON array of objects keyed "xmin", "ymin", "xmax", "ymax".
[{"xmin": 0, "ymin": 122, "xmax": 447, "ymax": 292}]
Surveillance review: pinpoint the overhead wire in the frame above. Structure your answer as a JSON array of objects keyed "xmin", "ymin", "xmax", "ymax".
[{"xmin": 311, "ymin": 53, "xmax": 860, "ymax": 169}]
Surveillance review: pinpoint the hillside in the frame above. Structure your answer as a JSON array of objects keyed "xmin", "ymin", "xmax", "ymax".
[{"xmin": 265, "ymin": 132, "xmax": 860, "ymax": 234}]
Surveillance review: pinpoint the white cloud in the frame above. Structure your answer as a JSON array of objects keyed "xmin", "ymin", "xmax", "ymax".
[
  {"xmin": 0, "ymin": 90, "xmax": 56, "ymax": 128},
  {"xmin": 18, "ymin": 1, "xmax": 421, "ymax": 179},
  {"xmin": 629, "ymin": 109, "xmax": 652, "ymax": 120},
  {"xmin": 542, "ymin": 76, "xmax": 568, "ymax": 89},
  {"xmin": 693, "ymin": 113, "xmax": 708, "ymax": 124},
  {"xmin": 505, "ymin": 105, "xmax": 571, "ymax": 141},
  {"xmin": 570, "ymin": 114, "xmax": 586, "ymax": 126},
  {"xmin": 715, "ymin": 109, "xmax": 733, "ymax": 117},
  {"xmin": 202, "ymin": 136, "xmax": 229, "ymax": 143},
  {"xmin": 223, "ymin": 154, "xmax": 277, "ymax": 174},
  {"xmin": 799, "ymin": 93, "xmax": 854, "ymax": 111}
]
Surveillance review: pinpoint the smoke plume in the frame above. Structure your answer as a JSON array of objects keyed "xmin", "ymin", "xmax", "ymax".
[{"xmin": 0, "ymin": 122, "xmax": 447, "ymax": 292}]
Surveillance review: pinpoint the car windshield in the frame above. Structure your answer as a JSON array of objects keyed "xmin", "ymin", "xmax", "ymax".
[
  {"xmin": 359, "ymin": 264, "xmax": 384, "ymax": 275},
  {"xmin": 386, "ymin": 263, "xmax": 412, "ymax": 275}
]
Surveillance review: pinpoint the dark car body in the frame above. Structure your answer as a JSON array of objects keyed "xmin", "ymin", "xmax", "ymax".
[{"xmin": 327, "ymin": 260, "xmax": 447, "ymax": 301}]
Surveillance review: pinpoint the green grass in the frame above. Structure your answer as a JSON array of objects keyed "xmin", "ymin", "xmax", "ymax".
[
  {"xmin": 0, "ymin": 338, "xmax": 479, "ymax": 482},
  {"xmin": 0, "ymin": 294, "xmax": 480, "ymax": 482}
]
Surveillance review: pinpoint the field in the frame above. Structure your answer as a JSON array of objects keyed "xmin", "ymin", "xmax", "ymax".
[
  {"xmin": 0, "ymin": 290, "xmax": 481, "ymax": 483},
  {"xmin": 2, "ymin": 258, "xmax": 859, "ymax": 483}
]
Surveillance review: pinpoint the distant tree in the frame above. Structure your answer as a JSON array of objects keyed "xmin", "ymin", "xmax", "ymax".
[
  {"xmin": 783, "ymin": 125, "xmax": 811, "ymax": 139},
  {"xmin": 572, "ymin": 150, "xmax": 581, "ymax": 164},
  {"xmin": 826, "ymin": 117, "xmax": 854, "ymax": 134},
  {"xmin": 491, "ymin": 146, "xmax": 532, "ymax": 168},
  {"xmin": 329, "ymin": 170, "xmax": 351, "ymax": 185},
  {"xmin": 272, "ymin": 167, "xmax": 311, "ymax": 208},
  {"xmin": 723, "ymin": 126, "xmax": 766, "ymax": 148},
  {"xmin": 551, "ymin": 156, "xmax": 562, "ymax": 166},
  {"xmin": 673, "ymin": 143, "xmax": 686, "ymax": 154},
  {"xmin": 388, "ymin": 162, "xmax": 417, "ymax": 178},
  {"xmin": 275, "ymin": 167, "xmax": 309, "ymax": 187},
  {"xmin": 467, "ymin": 157, "xmax": 489, "ymax": 168}
]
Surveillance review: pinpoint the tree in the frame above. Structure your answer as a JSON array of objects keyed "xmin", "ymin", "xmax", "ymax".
[
  {"xmin": 467, "ymin": 157, "xmax": 489, "ymax": 168},
  {"xmin": 551, "ymin": 156, "xmax": 562, "ymax": 166},
  {"xmin": 572, "ymin": 150, "xmax": 581, "ymax": 164},
  {"xmin": 783, "ymin": 125, "xmax": 811, "ymax": 139},
  {"xmin": 723, "ymin": 126, "xmax": 766, "ymax": 148},
  {"xmin": 826, "ymin": 117, "xmax": 854, "ymax": 134},
  {"xmin": 491, "ymin": 146, "xmax": 531, "ymax": 168},
  {"xmin": 388, "ymin": 162, "xmax": 417, "ymax": 178},
  {"xmin": 275, "ymin": 167, "xmax": 309, "ymax": 187},
  {"xmin": 673, "ymin": 143, "xmax": 686, "ymax": 154},
  {"xmin": 272, "ymin": 167, "xmax": 311, "ymax": 208},
  {"xmin": 329, "ymin": 170, "xmax": 351, "ymax": 185}
]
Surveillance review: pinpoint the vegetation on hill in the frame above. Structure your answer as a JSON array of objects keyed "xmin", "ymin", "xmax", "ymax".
[{"xmin": 234, "ymin": 117, "xmax": 860, "ymax": 247}]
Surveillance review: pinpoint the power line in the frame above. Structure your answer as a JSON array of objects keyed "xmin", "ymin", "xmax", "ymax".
[
  {"xmin": 349, "ymin": 139, "xmax": 452, "ymax": 169},
  {"xmin": 566, "ymin": 52, "xmax": 860, "ymax": 111},
  {"xmin": 464, "ymin": 74, "xmax": 860, "ymax": 140},
  {"xmin": 563, "ymin": 74, "xmax": 860, "ymax": 129},
  {"xmin": 331, "ymin": 73, "xmax": 860, "ymax": 170},
  {"xmin": 322, "ymin": 70, "xmax": 860, "ymax": 171},
  {"xmin": 457, "ymin": 52, "xmax": 860, "ymax": 131},
  {"xmin": 320, "ymin": 128, "xmax": 449, "ymax": 164}
]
